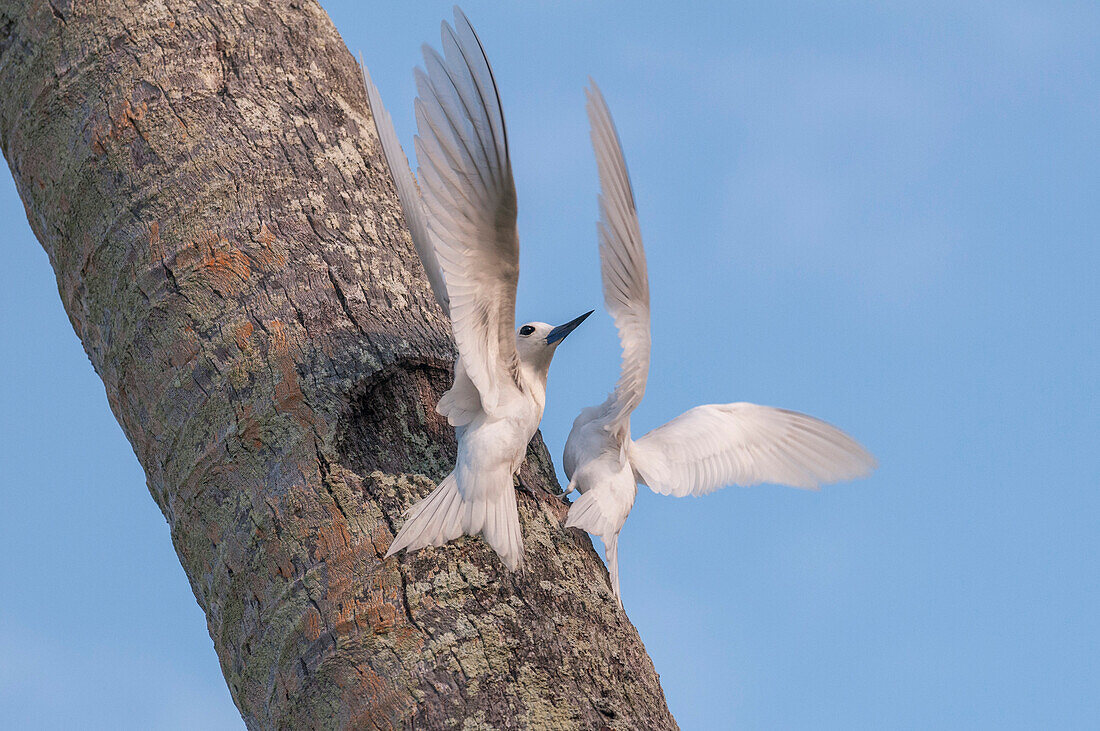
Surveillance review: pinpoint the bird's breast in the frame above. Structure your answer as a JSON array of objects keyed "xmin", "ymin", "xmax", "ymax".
[
  {"xmin": 458, "ymin": 396, "xmax": 543, "ymax": 474},
  {"xmin": 573, "ymin": 451, "xmax": 635, "ymax": 497}
]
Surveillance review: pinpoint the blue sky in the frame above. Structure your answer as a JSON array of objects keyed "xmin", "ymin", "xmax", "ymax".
[{"xmin": 2, "ymin": 1, "xmax": 1098, "ymax": 728}]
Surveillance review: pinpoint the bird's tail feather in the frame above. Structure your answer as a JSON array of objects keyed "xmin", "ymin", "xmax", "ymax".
[
  {"xmin": 605, "ymin": 533, "xmax": 622, "ymax": 609},
  {"xmin": 385, "ymin": 472, "xmax": 524, "ymax": 571},
  {"xmin": 564, "ymin": 489, "xmax": 617, "ymax": 537},
  {"xmin": 565, "ymin": 490, "xmax": 623, "ymax": 607},
  {"xmin": 385, "ymin": 473, "xmax": 465, "ymax": 557},
  {"xmin": 470, "ymin": 483, "xmax": 523, "ymax": 571}
]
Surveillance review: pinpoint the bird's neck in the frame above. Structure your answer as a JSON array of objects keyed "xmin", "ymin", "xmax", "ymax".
[{"xmin": 516, "ymin": 361, "xmax": 549, "ymax": 416}]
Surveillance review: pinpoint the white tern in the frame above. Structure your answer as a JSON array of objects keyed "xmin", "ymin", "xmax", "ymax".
[
  {"xmin": 563, "ymin": 83, "xmax": 877, "ymax": 606},
  {"xmin": 362, "ymin": 8, "xmax": 591, "ymax": 570}
]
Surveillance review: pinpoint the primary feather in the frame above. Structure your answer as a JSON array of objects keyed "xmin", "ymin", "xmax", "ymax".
[
  {"xmin": 630, "ymin": 403, "xmax": 876, "ymax": 497},
  {"xmin": 361, "ymin": 60, "xmax": 450, "ymax": 314},
  {"xmin": 413, "ymin": 10, "xmax": 520, "ymax": 419},
  {"xmin": 587, "ymin": 83, "xmax": 651, "ymax": 442}
]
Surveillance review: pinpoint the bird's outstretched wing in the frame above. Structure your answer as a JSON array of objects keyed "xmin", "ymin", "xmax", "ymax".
[
  {"xmin": 361, "ymin": 60, "xmax": 450, "ymax": 315},
  {"xmin": 630, "ymin": 403, "xmax": 876, "ymax": 497},
  {"xmin": 414, "ymin": 8, "xmax": 520, "ymax": 415},
  {"xmin": 585, "ymin": 82, "xmax": 651, "ymax": 442}
]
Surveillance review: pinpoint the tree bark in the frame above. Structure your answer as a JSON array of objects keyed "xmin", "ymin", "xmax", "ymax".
[{"xmin": 0, "ymin": 1, "xmax": 676, "ymax": 728}]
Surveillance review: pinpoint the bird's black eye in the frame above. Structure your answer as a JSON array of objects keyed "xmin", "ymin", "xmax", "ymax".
[{"xmin": 519, "ymin": 325, "xmax": 535, "ymax": 336}]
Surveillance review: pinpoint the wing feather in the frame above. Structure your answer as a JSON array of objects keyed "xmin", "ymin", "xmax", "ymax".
[
  {"xmin": 361, "ymin": 60, "xmax": 450, "ymax": 314},
  {"xmin": 630, "ymin": 403, "xmax": 876, "ymax": 497},
  {"xmin": 585, "ymin": 82, "xmax": 651, "ymax": 440},
  {"xmin": 414, "ymin": 8, "xmax": 520, "ymax": 416}
]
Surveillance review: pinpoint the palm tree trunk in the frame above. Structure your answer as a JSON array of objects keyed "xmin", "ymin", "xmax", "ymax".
[{"xmin": 0, "ymin": 0, "xmax": 676, "ymax": 728}]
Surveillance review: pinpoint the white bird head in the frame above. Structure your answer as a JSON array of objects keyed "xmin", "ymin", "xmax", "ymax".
[{"xmin": 515, "ymin": 310, "xmax": 594, "ymax": 372}]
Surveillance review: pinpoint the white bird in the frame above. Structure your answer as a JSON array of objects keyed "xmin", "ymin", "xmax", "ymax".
[
  {"xmin": 563, "ymin": 82, "xmax": 876, "ymax": 606},
  {"xmin": 363, "ymin": 8, "xmax": 592, "ymax": 570}
]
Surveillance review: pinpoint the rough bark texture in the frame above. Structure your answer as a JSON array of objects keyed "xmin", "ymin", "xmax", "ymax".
[{"xmin": 0, "ymin": 1, "xmax": 676, "ymax": 729}]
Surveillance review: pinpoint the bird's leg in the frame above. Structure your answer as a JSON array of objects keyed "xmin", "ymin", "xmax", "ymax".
[
  {"xmin": 514, "ymin": 472, "xmax": 537, "ymax": 497},
  {"xmin": 558, "ymin": 477, "xmax": 577, "ymax": 503}
]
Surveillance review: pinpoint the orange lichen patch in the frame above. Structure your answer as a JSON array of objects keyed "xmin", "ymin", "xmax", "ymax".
[
  {"xmin": 257, "ymin": 223, "xmax": 275, "ymax": 247},
  {"xmin": 250, "ymin": 223, "xmax": 287, "ymax": 271},
  {"xmin": 364, "ymin": 588, "xmax": 397, "ymax": 635},
  {"xmin": 273, "ymin": 365, "xmax": 306, "ymax": 415},
  {"xmin": 122, "ymin": 98, "xmax": 148, "ymax": 123},
  {"xmin": 235, "ymin": 403, "xmax": 264, "ymax": 450},
  {"xmin": 270, "ymin": 319, "xmax": 290, "ymax": 356},
  {"xmin": 345, "ymin": 667, "xmax": 411, "ymax": 730},
  {"xmin": 168, "ymin": 231, "xmax": 256, "ymax": 296},
  {"xmin": 328, "ymin": 565, "xmax": 417, "ymax": 647},
  {"xmin": 201, "ymin": 247, "xmax": 251, "ymax": 295},
  {"xmin": 148, "ymin": 221, "xmax": 162, "ymax": 262},
  {"xmin": 268, "ymin": 320, "xmax": 314, "ymax": 427},
  {"xmin": 303, "ymin": 605, "xmax": 324, "ymax": 642},
  {"xmin": 187, "ymin": 232, "xmax": 244, "ymax": 284},
  {"xmin": 418, "ymin": 593, "xmax": 441, "ymax": 614},
  {"xmin": 325, "ymin": 597, "xmax": 360, "ymax": 637},
  {"xmin": 263, "ymin": 532, "xmax": 295, "ymax": 580},
  {"xmin": 87, "ymin": 99, "xmax": 150, "ymax": 156},
  {"xmin": 89, "ymin": 125, "xmax": 107, "ymax": 156},
  {"xmin": 367, "ymin": 519, "xmax": 393, "ymax": 558},
  {"xmin": 321, "ymin": 563, "xmax": 370, "ymax": 635},
  {"xmin": 234, "ymin": 321, "xmax": 254, "ymax": 351},
  {"xmin": 312, "ymin": 519, "xmax": 353, "ymax": 564},
  {"xmin": 392, "ymin": 626, "xmax": 424, "ymax": 656}
]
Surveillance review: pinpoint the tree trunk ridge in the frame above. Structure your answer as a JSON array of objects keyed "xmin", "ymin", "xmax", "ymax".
[{"xmin": 0, "ymin": 0, "xmax": 677, "ymax": 728}]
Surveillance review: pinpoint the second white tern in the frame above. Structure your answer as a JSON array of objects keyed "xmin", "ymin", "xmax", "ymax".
[{"xmin": 563, "ymin": 83, "xmax": 877, "ymax": 607}]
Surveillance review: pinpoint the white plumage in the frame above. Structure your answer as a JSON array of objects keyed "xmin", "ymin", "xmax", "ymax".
[
  {"xmin": 362, "ymin": 9, "xmax": 591, "ymax": 570},
  {"xmin": 564, "ymin": 83, "xmax": 876, "ymax": 606}
]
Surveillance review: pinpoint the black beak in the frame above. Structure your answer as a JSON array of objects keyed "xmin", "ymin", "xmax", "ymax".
[{"xmin": 545, "ymin": 310, "xmax": 594, "ymax": 345}]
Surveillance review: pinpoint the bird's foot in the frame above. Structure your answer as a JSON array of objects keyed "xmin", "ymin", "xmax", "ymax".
[{"xmin": 514, "ymin": 473, "xmax": 537, "ymax": 497}]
